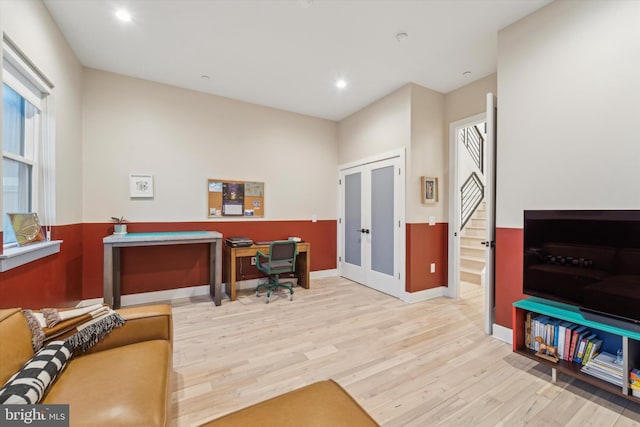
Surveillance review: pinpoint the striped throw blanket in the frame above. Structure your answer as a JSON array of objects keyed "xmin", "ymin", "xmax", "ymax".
[{"xmin": 23, "ymin": 303, "xmax": 126, "ymax": 353}]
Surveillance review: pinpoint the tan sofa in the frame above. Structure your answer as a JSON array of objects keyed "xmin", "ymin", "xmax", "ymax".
[{"xmin": 0, "ymin": 304, "xmax": 173, "ymax": 427}]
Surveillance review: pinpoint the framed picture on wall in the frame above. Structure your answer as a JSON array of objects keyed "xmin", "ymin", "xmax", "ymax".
[
  {"xmin": 129, "ymin": 174, "xmax": 154, "ymax": 198},
  {"xmin": 421, "ymin": 176, "xmax": 438, "ymax": 204}
]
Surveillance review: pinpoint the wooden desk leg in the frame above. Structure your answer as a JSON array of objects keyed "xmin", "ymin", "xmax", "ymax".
[
  {"xmin": 304, "ymin": 247, "xmax": 310, "ymax": 289},
  {"xmin": 209, "ymin": 241, "xmax": 222, "ymax": 306},
  {"xmin": 103, "ymin": 244, "xmax": 114, "ymax": 308},
  {"xmin": 229, "ymin": 248, "xmax": 237, "ymax": 301}
]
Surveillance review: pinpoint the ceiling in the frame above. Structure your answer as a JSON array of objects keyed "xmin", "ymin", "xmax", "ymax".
[{"xmin": 43, "ymin": 0, "xmax": 552, "ymax": 121}]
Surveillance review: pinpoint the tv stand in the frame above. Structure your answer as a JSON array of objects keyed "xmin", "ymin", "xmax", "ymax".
[
  {"xmin": 580, "ymin": 308, "xmax": 640, "ymax": 334},
  {"xmin": 513, "ymin": 297, "xmax": 640, "ymax": 403}
]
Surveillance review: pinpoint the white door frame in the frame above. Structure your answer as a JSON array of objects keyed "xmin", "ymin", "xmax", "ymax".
[
  {"xmin": 337, "ymin": 148, "xmax": 406, "ymax": 298},
  {"xmin": 447, "ymin": 112, "xmax": 486, "ymax": 300}
]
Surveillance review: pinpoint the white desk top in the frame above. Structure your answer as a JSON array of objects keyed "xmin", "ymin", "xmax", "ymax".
[{"xmin": 103, "ymin": 231, "xmax": 223, "ymax": 245}]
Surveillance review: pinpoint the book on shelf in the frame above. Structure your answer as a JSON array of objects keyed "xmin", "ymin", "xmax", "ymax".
[
  {"xmin": 574, "ymin": 332, "xmax": 597, "ymax": 363},
  {"xmin": 581, "ymin": 338, "xmax": 602, "ymax": 366},
  {"xmin": 568, "ymin": 325, "xmax": 588, "ymax": 361},
  {"xmin": 581, "ymin": 351, "xmax": 624, "ymax": 386},
  {"xmin": 525, "ymin": 312, "xmax": 532, "ymax": 350},
  {"xmin": 581, "ymin": 364, "xmax": 624, "ymax": 386},
  {"xmin": 563, "ymin": 324, "xmax": 578, "ymax": 361}
]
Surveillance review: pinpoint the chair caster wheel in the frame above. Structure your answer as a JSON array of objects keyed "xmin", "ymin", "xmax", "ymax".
[
  {"xmin": 256, "ymin": 291, "xmax": 260, "ymax": 297},
  {"xmin": 265, "ymin": 298, "xmax": 270, "ymax": 304},
  {"xmin": 289, "ymin": 294, "xmax": 293, "ymax": 301}
]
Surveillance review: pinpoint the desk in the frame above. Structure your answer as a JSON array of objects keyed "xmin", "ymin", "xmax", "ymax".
[
  {"xmin": 103, "ymin": 231, "xmax": 223, "ymax": 309},
  {"xmin": 224, "ymin": 242, "xmax": 310, "ymax": 301}
]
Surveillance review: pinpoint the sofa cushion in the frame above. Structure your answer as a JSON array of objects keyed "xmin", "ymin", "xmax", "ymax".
[
  {"xmin": 42, "ymin": 339, "xmax": 171, "ymax": 427},
  {"xmin": 0, "ymin": 340, "xmax": 73, "ymax": 404},
  {"xmin": 0, "ymin": 309, "xmax": 36, "ymax": 387}
]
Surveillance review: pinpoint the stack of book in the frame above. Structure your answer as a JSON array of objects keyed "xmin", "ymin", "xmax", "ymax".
[
  {"xmin": 581, "ymin": 352, "xmax": 624, "ymax": 386},
  {"xmin": 524, "ymin": 313, "xmax": 602, "ymax": 364},
  {"xmin": 630, "ymin": 369, "xmax": 640, "ymax": 398}
]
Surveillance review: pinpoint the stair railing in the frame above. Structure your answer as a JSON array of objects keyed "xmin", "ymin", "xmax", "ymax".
[
  {"xmin": 461, "ymin": 172, "xmax": 484, "ymax": 231},
  {"xmin": 461, "ymin": 126, "xmax": 484, "ymax": 173}
]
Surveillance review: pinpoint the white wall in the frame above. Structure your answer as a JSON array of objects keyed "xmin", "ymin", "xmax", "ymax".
[
  {"xmin": 82, "ymin": 69, "xmax": 338, "ymax": 222},
  {"xmin": 2, "ymin": 0, "xmax": 84, "ymax": 225},
  {"xmin": 337, "ymin": 84, "xmax": 411, "ymax": 166},
  {"xmin": 409, "ymin": 84, "xmax": 445, "ymax": 223},
  {"xmin": 497, "ymin": 0, "xmax": 640, "ymax": 228}
]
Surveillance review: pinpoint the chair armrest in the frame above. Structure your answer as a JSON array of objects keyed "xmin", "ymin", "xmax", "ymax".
[
  {"xmin": 256, "ymin": 250, "xmax": 268, "ymax": 261},
  {"xmin": 81, "ymin": 304, "xmax": 173, "ymax": 355}
]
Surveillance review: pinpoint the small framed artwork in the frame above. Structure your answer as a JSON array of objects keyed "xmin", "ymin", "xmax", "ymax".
[
  {"xmin": 129, "ymin": 174, "xmax": 154, "ymax": 198},
  {"xmin": 421, "ymin": 176, "xmax": 438, "ymax": 204}
]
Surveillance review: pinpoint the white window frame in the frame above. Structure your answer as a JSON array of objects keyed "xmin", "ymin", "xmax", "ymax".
[{"xmin": 1, "ymin": 37, "xmax": 60, "ymax": 267}]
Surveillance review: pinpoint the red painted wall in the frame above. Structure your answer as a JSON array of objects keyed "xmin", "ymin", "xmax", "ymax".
[
  {"xmin": 0, "ymin": 220, "xmax": 336, "ymax": 308},
  {"xmin": 82, "ymin": 220, "xmax": 337, "ymax": 300},
  {"xmin": 0, "ymin": 224, "xmax": 83, "ymax": 308},
  {"xmin": 406, "ymin": 223, "xmax": 448, "ymax": 292},
  {"xmin": 495, "ymin": 227, "xmax": 525, "ymax": 328}
]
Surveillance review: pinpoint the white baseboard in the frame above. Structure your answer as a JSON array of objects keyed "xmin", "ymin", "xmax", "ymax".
[
  {"xmin": 401, "ymin": 286, "xmax": 447, "ymax": 303},
  {"xmin": 492, "ymin": 323, "xmax": 513, "ymax": 345},
  {"xmin": 77, "ymin": 269, "xmax": 339, "ymax": 307}
]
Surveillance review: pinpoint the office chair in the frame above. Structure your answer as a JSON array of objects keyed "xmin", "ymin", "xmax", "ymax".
[{"xmin": 255, "ymin": 240, "xmax": 298, "ymax": 303}]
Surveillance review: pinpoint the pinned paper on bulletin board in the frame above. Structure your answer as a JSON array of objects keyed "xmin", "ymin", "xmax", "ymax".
[{"xmin": 207, "ymin": 179, "xmax": 264, "ymax": 218}]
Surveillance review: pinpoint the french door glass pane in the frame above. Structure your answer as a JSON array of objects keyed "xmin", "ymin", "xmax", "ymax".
[
  {"xmin": 344, "ymin": 172, "xmax": 362, "ymax": 266},
  {"xmin": 370, "ymin": 166, "xmax": 394, "ymax": 275}
]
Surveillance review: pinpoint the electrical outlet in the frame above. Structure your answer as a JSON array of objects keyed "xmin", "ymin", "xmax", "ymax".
[
  {"xmin": 251, "ymin": 257, "xmax": 256, "ymax": 266},
  {"xmin": 430, "ymin": 263, "xmax": 436, "ymax": 273}
]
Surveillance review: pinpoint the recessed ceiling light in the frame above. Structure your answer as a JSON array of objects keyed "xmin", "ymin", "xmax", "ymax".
[
  {"xmin": 462, "ymin": 71, "xmax": 472, "ymax": 77},
  {"xmin": 395, "ymin": 32, "xmax": 408, "ymax": 42},
  {"xmin": 115, "ymin": 9, "xmax": 132, "ymax": 22},
  {"xmin": 201, "ymin": 75, "xmax": 210, "ymax": 80},
  {"xmin": 335, "ymin": 79, "xmax": 347, "ymax": 90}
]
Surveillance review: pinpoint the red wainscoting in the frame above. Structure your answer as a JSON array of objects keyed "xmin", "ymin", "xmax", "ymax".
[
  {"xmin": 494, "ymin": 227, "xmax": 525, "ymax": 329},
  {"xmin": 0, "ymin": 220, "xmax": 336, "ymax": 308},
  {"xmin": 82, "ymin": 220, "xmax": 337, "ymax": 300},
  {"xmin": 0, "ymin": 224, "xmax": 84, "ymax": 309},
  {"xmin": 406, "ymin": 222, "xmax": 448, "ymax": 292}
]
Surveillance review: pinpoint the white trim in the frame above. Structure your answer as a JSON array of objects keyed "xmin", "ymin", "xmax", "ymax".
[
  {"xmin": 337, "ymin": 148, "xmax": 405, "ymax": 171},
  {"xmin": 447, "ymin": 112, "xmax": 486, "ymax": 301},
  {"xmin": 0, "ymin": 240, "xmax": 61, "ymax": 272},
  {"xmin": 400, "ymin": 286, "xmax": 447, "ymax": 303},
  {"xmin": 492, "ymin": 323, "xmax": 513, "ymax": 344}
]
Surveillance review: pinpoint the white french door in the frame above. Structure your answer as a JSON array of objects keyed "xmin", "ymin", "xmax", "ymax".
[{"xmin": 339, "ymin": 154, "xmax": 403, "ymax": 298}]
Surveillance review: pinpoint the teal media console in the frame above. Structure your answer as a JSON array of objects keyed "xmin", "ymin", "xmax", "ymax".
[{"xmin": 513, "ymin": 297, "xmax": 640, "ymax": 402}]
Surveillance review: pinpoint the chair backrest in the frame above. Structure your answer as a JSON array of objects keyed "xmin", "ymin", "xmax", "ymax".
[{"xmin": 269, "ymin": 240, "xmax": 297, "ymax": 263}]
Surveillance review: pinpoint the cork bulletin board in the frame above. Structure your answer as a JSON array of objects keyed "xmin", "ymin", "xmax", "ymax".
[{"xmin": 208, "ymin": 179, "xmax": 264, "ymax": 217}]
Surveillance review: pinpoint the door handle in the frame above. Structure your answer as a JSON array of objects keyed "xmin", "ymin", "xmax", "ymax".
[{"xmin": 360, "ymin": 228, "xmax": 370, "ymax": 234}]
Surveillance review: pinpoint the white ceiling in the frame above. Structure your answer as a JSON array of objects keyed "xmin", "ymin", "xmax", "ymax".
[{"xmin": 43, "ymin": 0, "xmax": 552, "ymax": 121}]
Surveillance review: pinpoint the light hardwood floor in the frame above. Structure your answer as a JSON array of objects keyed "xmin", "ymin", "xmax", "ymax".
[{"xmin": 170, "ymin": 277, "xmax": 640, "ymax": 426}]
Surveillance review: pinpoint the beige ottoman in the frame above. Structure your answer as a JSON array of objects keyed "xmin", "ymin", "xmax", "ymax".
[{"xmin": 200, "ymin": 380, "xmax": 379, "ymax": 426}]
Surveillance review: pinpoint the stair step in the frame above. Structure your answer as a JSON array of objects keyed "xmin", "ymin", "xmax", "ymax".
[
  {"xmin": 461, "ymin": 257, "xmax": 484, "ymax": 270},
  {"xmin": 461, "ymin": 269, "xmax": 482, "ymax": 285}
]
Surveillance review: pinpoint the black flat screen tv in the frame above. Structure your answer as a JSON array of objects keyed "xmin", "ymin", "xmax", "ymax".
[{"xmin": 523, "ymin": 210, "xmax": 640, "ymax": 330}]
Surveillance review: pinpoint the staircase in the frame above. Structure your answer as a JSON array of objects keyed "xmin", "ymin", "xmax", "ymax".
[{"xmin": 460, "ymin": 201, "xmax": 486, "ymax": 285}]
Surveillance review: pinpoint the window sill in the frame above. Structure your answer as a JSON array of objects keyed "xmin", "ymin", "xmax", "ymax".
[{"xmin": 0, "ymin": 240, "xmax": 62, "ymax": 272}]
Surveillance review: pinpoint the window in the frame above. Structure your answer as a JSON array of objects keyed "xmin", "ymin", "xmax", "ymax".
[{"xmin": 2, "ymin": 38, "xmax": 53, "ymax": 249}]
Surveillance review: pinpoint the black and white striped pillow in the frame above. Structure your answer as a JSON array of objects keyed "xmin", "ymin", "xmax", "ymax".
[{"xmin": 0, "ymin": 340, "xmax": 73, "ymax": 404}]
